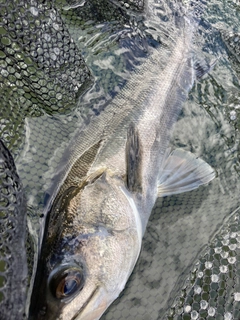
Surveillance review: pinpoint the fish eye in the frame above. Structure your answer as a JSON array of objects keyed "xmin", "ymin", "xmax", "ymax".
[{"xmin": 49, "ymin": 266, "xmax": 84, "ymax": 300}]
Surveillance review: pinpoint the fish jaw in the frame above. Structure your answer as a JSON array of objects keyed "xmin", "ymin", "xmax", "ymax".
[{"xmin": 62, "ymin": 286, "xmax": 118, "ymax": 320}]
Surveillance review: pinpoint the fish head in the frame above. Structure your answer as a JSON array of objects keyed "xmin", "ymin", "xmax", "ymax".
[{"xmin": 29, "ymin": 170, "xmax": 142, "ymax": 320}]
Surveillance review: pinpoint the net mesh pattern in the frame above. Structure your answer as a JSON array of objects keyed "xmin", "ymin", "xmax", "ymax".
[
  {"xmin": 0, "ymin": 0, "xmax": 91, "ymax": 153},
  {"xmin": 0, "ymin": 140, "xmax": 27, "ymax": 320},
  {"xmin": 166, "ymin": 207, "xmax": 240, "ymax": 320}
]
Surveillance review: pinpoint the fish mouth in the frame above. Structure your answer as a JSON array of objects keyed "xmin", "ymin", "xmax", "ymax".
[{"xmin": 73, "ymin": 286, "xmax": 110, "ymax": 320}]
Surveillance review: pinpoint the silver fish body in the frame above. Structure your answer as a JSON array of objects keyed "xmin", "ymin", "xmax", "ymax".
[{"xmin": 29, "ymin": 15, "xmax": 215, "ymax": 320}]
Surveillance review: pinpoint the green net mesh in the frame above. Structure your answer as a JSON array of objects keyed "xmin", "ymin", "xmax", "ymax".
[{"xmin": 0, "ymin": 140, "xmax": 27, "ymax": 319}]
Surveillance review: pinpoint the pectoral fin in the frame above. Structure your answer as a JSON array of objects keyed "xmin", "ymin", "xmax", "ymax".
[
  {"xmin": 126, "ymin": 123, "xmax": 142, "ymax": 193},
  {"xmin": 194, "ymin": 59, "xmax": 218, "ymax": 79},
  {"xmin": 158, "ymin": 149, "xmax": 215, "ymax": 197}
]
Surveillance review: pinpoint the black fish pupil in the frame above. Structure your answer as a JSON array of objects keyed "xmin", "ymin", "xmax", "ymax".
[{"xmin": 64, "ymin": 279, "xmax": 77, "ymax": 295}]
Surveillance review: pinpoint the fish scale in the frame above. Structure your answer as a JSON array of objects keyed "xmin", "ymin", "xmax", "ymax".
[{"xmin": 46, "ymin": 29, "xmax": 191, "ymax": 209}]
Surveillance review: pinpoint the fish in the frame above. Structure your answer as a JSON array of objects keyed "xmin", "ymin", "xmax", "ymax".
[{"xmin": 29, "ymin": 10, "xmax": 215, "ymax": 320}]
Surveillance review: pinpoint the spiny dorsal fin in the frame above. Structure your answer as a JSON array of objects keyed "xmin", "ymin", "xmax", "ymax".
[{"xmin": 126, "ymin": 123, "xmax": 142, "ymax": 193}]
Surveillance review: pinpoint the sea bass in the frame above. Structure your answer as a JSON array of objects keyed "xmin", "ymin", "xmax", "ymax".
[{"xmin": 29, "ymin": 13, "xmax": 215, "ymax": 320}]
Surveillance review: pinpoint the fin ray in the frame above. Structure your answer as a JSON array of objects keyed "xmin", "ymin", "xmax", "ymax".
[
  {"xmin": 126, "ymin": 123, "xmax": 142, "ymax": 193},
  {"xmin": 158, "ymin": 149, "xmax": 215, "ymax": 197}
]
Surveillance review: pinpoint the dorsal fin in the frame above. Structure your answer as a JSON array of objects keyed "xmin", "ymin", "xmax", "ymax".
[{"xmin": 126, "ymin": 123, "xmax": 143, "ymax": 193}]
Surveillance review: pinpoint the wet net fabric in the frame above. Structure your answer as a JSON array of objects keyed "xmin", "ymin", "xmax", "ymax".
[
  {"xmin": 0, "ymin": 0, "xmax": 240, "ymax": 319},
  {"xmin": 166, "ymin": 207, "xmax": 240, "ymax": 320},
  {"xmin": 0, "ymin": 0, "xmax": 91, "ymax": 154},
  {"xmin": 0, "ymin": 140, "xmax": 27, "ymax": 320}
]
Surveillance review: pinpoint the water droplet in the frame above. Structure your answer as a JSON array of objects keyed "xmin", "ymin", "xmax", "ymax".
[
  {"xmin": 208, "ymin": 307, "xmax": 215, "ymax": 316},
  {"xmin": 31, "ymin": 50, "xmax": 37, "ymax": 58},
  {"xmin": 221, "ymin": 251, "xmax": 229, "ymax": 258},
  {"xmin": 230, "ymin": 110, "xmax": 236, "ymax": 120},
  {"xmin": 211, "ymin": 274, "xmax": 219, "ymax": 282},
  {"xmin": 205, "ymin": 261, "xmax": 213, "ymax": 269},
  {"xmin": 74, "ymin": 85, "xmax": 80, "ymax": 92},
  {"xmin": 234, "ymin": 292, "xmax": 240, "ymax": 301},
  {"xmin": 54, "ymin": 47, "xmax": 60, "ymax": 55},
  {"xmin": 30, "ymin": 6, "xmax": 39, "ymax": 16},
  {"xmin": 228, "ymin": 257, "xmax": 236, "ymax": 264},
  {"xmin": 230, "ymin": 232, "xmax": 237, "ymax": 238},
  {"xmin": 194, "ymin": 285, "xmax": 202, "ymax": 294},
  {"xmin": 50, "ymin": 11, "xmax": 56, "ymax": 20},
  {"xmin": 53, "ymin": 23, "xmax": 60, "ymax": 30},
  {"xmin": 43, "ymin": 33, "xmax": 51, "ymax": 42},
  {"xmin": 220, "ymin": 265, "xmax": 228, "ymax": 273},
  {"xmin": 229, "ymin": 243, "xmax": 237, "ymax": 250},
  {"xmin": 200, "ymin": 300, "xmax": 208, "ymax": 310},
  {"xmin": 215, "ymin": 247, "xmax": 222, "ymax": 253},
  {"xmin": 1, "ymin": 69, "xmax": 9, "ymax": 77},
  {"xmin": 224, "ymin": 312, "xmax": 232, "ymax": 320},
  {"xmin": 222, "ymin": 239, "xmax": 229, "ymax": 245},
  {"xmin": 191, "ymin": 310, "xmax": 199, "ymax": 319},
  {"xmin": 184, "ymin": 305, "xmax": 191, "ymax": 313},
  {"xmin": 22, "ymin": 19, "xmax": 29, "ymax": 27},
  {"xmin": 71, "ymin": 71, "xmax": 77, "ymax": 78},
  {"xmin": 56, "ymin": 93, "xmax": 62, "ymax": 100},
  {"xmin": 50, "ymin": 53, "xmax": 57, "ymax": 61},
  {"xmin": 37, "ymin": 47, "xmax": 43, "ymax": 55}
]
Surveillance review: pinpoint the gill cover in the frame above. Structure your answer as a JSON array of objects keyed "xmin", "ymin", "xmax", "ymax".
[
  {"xmin": 29, "ymin": 133, "xmax": 142, "ymax": 320},
  {"xmin": 29, "ymin": 141, "xmax": 103, "ymax": 319}
]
